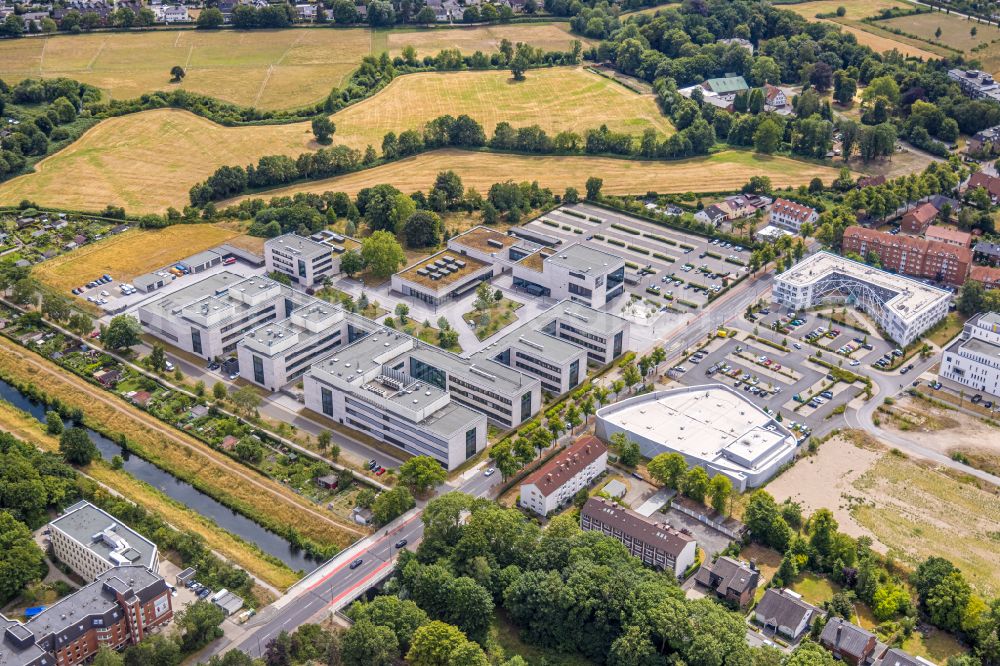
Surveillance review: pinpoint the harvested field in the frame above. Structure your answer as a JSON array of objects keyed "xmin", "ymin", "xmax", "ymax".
[
  {"xmin": 878, "ymin": 11, "xmax": 1000, "ymax": 71},
  {"xmin": 0, "ymin": 401, "xmax": 298, "ymax": 591},
  {"xmin": 33, "ymin": 224, "xmax": 245, "ymax": 293},
  {"xmin": 225, "ymin": 148, "xmax": 845, "ymax": 204},
  {"xmin": 384, "ymin": 23, "xmax": 590, "ymax": 57},
  {"xmin": 766, "ymin": 433, "xmax": 1000, "ymax": 596},
  {"xmin": 0, "ymin": 28, "xmax": 373, "ymax": 110},
  {"xmin": 0, "ymin": 67, "xmax": 672, "ymax": 213},
  {"xmin": 0, "ymin": 336, "xmax": 363, "ymax": 552}
]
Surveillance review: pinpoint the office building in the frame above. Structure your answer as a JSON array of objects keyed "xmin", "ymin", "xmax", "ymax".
[
  {"xmin": 580, "ymin": 497, "xmax": 697, "ymax": 578},
  {"xmin": 511, "ymin": 242, "xmax": 626, "ymax": 308},
  {"xmin": 948, "ymin": 68, "xmax": 1000, "ymax": 103},
  {"xmin": 264, "ymin": 233, "xmax": 347, "ymax": 287},
  {"xmin": 596, "ymin": 385, "xmax": 797, "ymax": 492},
  {"xmin": 842, "ymin": 226, "xmax": 971, "ymax": 287},
  {"xmin": 49, "ymin": 501, "xmax": 159, "ymax": 582},
  {"xmin": 773, "ymin": 251, "xmax": 951, "ymax": 346},
  {"xmin": 939, "ymin": 312, "xmax": 1000, "ymax": 399},
  {"xmin": 0, "ymin": 567, "xmax": 171, "ymax": 666},
  {"xmin": 767, "ymin": 198, "xmax": 818, "ymax": 233},
  {"xmin": 446, "ymin": 226, "xmax": 542, "ymax": 273},
  {"xmin": 475, "ymin": 301, "xmax": 629, "ymax": 395},
  {"xmin": 519, "ymin": 436, "xmax": 608, "ymax": 516},
  {"xmin": 390, "ymin": 250, "xmax": 495, "ymax": 306},
  {"xmin": 303, "ymin": 327, "xmax": 540, "ymax": 469}
]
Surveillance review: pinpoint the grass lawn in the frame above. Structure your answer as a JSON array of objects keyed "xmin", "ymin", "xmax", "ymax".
[
  {"xmin": 464, "ymin": 297, "xmax": 523, "ymax": 340},
  {"xmin": 789, "ymin": 572, "xmax": 839, "ymax": 606},
  {"xmin": 925, "ymin": 312, "xmax": 967, "ymax": 348},
  {"xmin": 393, "ymin": 317, "xmax": 462, "ymax": 353},
  {"xmin": 316, "ymin": 285, "xmax": 388, "ymax": 320},
  {"xmin": 0, "ymin": 66, "xmax": 678, "ymax": 213},
  {"xmin": 224, "ymin": 148, "xmax": 847, "ymax": 211},
  {"xmin": 491, "ymin": 610, "xmax": 597, "ymax": 666},
  {"xmin": 0, "ymin": 28, "xmax": 372, "ymax": 110},
  {"xmin": 33, "ymin": 224, "xmax": 244, "ymax": 293},
  {"xmin": 879, "ymin": 11, "xmax": 1000, "ymax": 55},
  {"xmin": 902, "ymin": 626, "xmax": 968, "ymax": 663},
  {"xmin": 384, "ymin": 23, "xmax": 592, "ymax": 57}
]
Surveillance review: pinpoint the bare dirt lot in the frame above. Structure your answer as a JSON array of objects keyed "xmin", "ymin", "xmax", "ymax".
[{"xmin": 765, "ymin": 432, "xmax": 1000, "ymax": 596}]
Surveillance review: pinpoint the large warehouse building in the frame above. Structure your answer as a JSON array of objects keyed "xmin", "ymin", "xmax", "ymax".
[
  {"xmin": 595, "ymin": 385, "xmax": 797, "ymax": 491},
  {"xmin": 773, "ymin": 251, "xmax": 951, "ymax": 346}
]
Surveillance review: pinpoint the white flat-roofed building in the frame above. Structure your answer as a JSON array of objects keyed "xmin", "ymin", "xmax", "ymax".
[
  {"xmin": 138, "ymin": 272, "xmax": 286, "ymax": 359},
  {"xmin": 512, "ymin": 242, "xmax": 626, "ymax": 308},
  {"xmin": 773, "ymin": 251, "xmax": 951, "ymax": 346},
  {"xmin": 519, "ymin": 436, "xmax": 608, "ymax": 516},
  {"xmin": 391, "ymin": 250, "xmax": 495, "ymax": 306},
  {"xmin": 595, "ymin": 385, "xmax": 797, "ymax": 492},
  {"xmin": 265, "ymin": 233, "xmax": 341, "ymax": 287},
  {"xmin": 447, "ymin": 226, "xmax": 542, "ymax": 273},
  {"xmin": 49, "ymin": 501, "xmax": 159, "ymax": 582},
  {"xmin": 303, "ymin": 327, "xmax": 541, "ymax": 468},
  {"xmin": 475, "ymin": 301, "xmax": 629, "ymax": 395},
  {"xmin": 939, "ymin": 311, "xmax": 1000, "ymax": 399}
]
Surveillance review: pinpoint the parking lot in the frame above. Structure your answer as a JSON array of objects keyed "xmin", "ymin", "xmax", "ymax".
[
  {"xmin": 520, "ymin": 203, "xmax": 752, "ymax": 309},
  {"xmin": 668, "ymin": 317, "xmax": 872, "ymax": 434}
]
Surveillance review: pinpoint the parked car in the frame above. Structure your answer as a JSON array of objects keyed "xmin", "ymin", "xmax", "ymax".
[{"xmin": 376, "ymin": 468, "xmax": 386, "ymax": 476}]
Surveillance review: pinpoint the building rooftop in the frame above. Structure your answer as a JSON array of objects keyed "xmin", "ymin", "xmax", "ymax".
[
  {"xmin": 925, "ymin": 225, "xmax": 971, "ymax": 246},
  {"xmin": 755, "ymin": 588, "xmax": 821, "ymax": 631},
  {"xmin": 181, "ymin": 249, "xmax": 222, "ymax": 267},
  {"xmin": 880, "ymin": 648, "xmax": 935, "ymax": 666},
  {"xmin": 449, "ymin": 226, "xmax": 520, "ymax": 254},
  {"xmin": 265, "ymin": 233, "xmax": 333, "ymax": 259},
  {"xmin": 544, "ymin": 242, "xmax": 624, "ymax": 274},
  {"xmin": 141, "ymin": 271, "xmax": 282, "ymax": 326},
  {"xmin": 0, "ymin": 614, "xmax": 49, "ymax": 666},
  {"xmin": 521, "ymin": 436, "xmax": 607, "ymax": 497},
  {"xmin": 555, "ymin": 301, "xmax": 628, "ymax": 336},
  {"xmin": 581, "ymin": 497, "xmax": 695, "ymax": 557},
  {"xmin": 821, "ymin": 617, "xmax": 875, "ymax": 659},
  {"xmin": 395, "ymin": 250, "xmax": 489, "ymax": 291},
  {"xmin": 50, "ymin": 501, "xmax": 157, "ymax": 571},
  {"xmin": 776, "ymin": 251, "xmax": 951, "ymax": 324}
]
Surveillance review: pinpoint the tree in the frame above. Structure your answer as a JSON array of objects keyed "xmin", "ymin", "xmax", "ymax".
[
  {"xmin": 340, "ymin": 249, "xmax": 364, "ymax": 277},
  {"xmin": 92, "ymin": 647, "xmax": 124, "ymax": 666},
  {"xmin": 585, "ymin": 176, "xmax": 603, "ymax": 199},
  {"xmin": 406, "ymin": 621, "xmax": 485, "ymax": 666},
  {"xmin": 60, "ymin": 427, "xmax": 97, "ymax": 465},
  {"xmin": 148, "ymin": 344, "xmax": 167, "ymax": 372},
  {"xmin": 177, "ymin": 601, "xmax": 225, "ymax": 651},
  {"xmin": 510, "ymin": 51, "xmax": 529, "ymax": 81},
  {"xmin": 212, "ymin": 381, "xmax": 227, "ymax": 401},
  {"xmin": 372, "ymin": 487, "xmax": 415, "ymax": 525},
  {"xmin": 234, "ymin": 437, "xmax": 264, "ymax": 464},
  {"xmin": 170, "ymin": 66, "xmax": 186, "ymax": 82},
  {"xmin": 347, "ymin": 596, "xmax": 428, "ymax": 652},
  {"xmin": 753, "ymin": 118, "xmax": 782, "ymax": 154},
  {"xmin": 360, "ymin": 231, "xmax": 406, "ymax": 278},
  {"xmin": 398, "ymin": 456, "xmax": 447, "ymax": 493},
  {"xmin": 41, "ymin": 293, "xmax": 71, "ymax": 321},
  {"xmin": 395, "ymin": 302, "xmax": 409, "ymax": 324},
  {"xmin": 681, "ymin": 466, "xmax": 711, "ymax": 502},
  {"xmin": 197, "ymin": 7, "xmax": 224, "ymax": 27},
  {"xmin": 231, "ymin": 385, "xmax": 262, "ymax": 416},
  {"xmin": 786, "ymin": 641, "xmax": 837, "ymax": 666},
  {"xmin": 45, "ymin": 410, "xmax": 64, "ymax": 435},
  {"xmin": 311, "ymin": 117, "xmax": 336, "ymax": 145},
  {"xmin": 648, "ymin": 452, "xmax": 688, "ymax": 489},
  {"xmin": 809, "ymin": 62, "xmax": 834, "ymax": 92},
  {"xmin": 415, "ymin": 5, "xmax": 437, "ymax": 24},
  {"xmin": 708, "ymin": 474, "xmax": 732, "ymax": 514},
  {"xmin": 404, "ymin": 210, "xmax": 442, "ymax": 248},
  {"xmin": 103, "ymin": 314, "xmax": 141, "ymax": 350},
  {"xmin": 0, "ymin": 510, "xmax": 45, "ymax": 603},
  {"xmin": 744, "ymin": 490, "xmax": 791, "ymax": 551}
]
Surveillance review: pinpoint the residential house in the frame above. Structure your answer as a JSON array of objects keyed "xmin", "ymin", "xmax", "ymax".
[
  {"xmin": 294, "ymin": 3, "xmax": 317, "ymax": 20},
  {"xmin": 925, "ymin": 225, "xmax": 971, "ymax": 248},
  {"xmin": 974, "ymin": 240, "xmax": 1000, "ymax": 265},
  {"xmin": 841, "ymin": 226, "xmax": 972, "ymax": 287},
  {"xmin": 900, "ymin": 202, "xmax": 939, "ymax": 235},
  {"xmin": 971, "ymin": 265, "xmax": 1000, "ymax": 289},
  {"xmin": 693, "ymin": 556, "xmax": 759, "ymax": 608},
  {"xmin": 519, "ymin": 436, "xmax": 608, "ymax": 516},
  {"xmin": 695, "ymin": 205, "xmax": 728, "ymax": 227},
  {"xmin": 762, "ymin": 83, "xmax": 788, "ymax": 111},
  {"xmin": 820, "ymin": 617, "xmax": 878, "ymax": 666},
  {"xmin": 928, "ymin": 194, "xmax": 961, "ymax": 216},
  {"xmin": 967, "ymin": 124, "xmax": 1000, "ymax": 157},
  {"xmin": 315, "ymin": 474, "xmax": 339, "ymax": 490},
  {"xmin": 767, "ymin": 198, "xmax": 818, "ymax": 233},
  {"xmin": 580, "ymin": 497, "xmax": 697, "ymax": 578},
  {"xmin": 878, "ymin": 648, "xmax": 936, "ymax": 666},
  {"xmin": 156, "ymin": 4, "xmax": 188, "ymax": 21},
  {"xmin": 754, "ymin": 588, "xmax": 823, "ymax": 640},
  {"xmin": 964, "ymin": 172, "xmax": 1000, "ymax": 201},
  {"xmin": 948, "ymin": 68, "xmax": 1000, "ymax": 104}
]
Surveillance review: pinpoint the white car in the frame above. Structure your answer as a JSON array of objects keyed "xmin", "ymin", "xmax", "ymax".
[
  {"xmin": 484, "ymin": 468, "xmax": 496, "ymax": 477},
  {"xmin": 850, "ymin": 360, "xmax": 861, "ymax": 366},
  {"xmin": 164, "ymin": 361, "xmax": 175, "ymax": 371},
  {"xmin": 100, "ymin": 290, "xmax": 109, "ymax": 297}
]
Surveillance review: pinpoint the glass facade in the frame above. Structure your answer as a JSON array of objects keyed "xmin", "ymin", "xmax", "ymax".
[
  {"xmin": 569, "ymin": 359, "xmax": 579, "ymax": 388},
  {"xmin": 520, "ymin": 391, "xmax": 532, "ymax": 423},
  {"xmin": 190, "ymin": 328, "xmax": 202, "ymax": 355},
  {"xmin": 410, "ymin": 357, "xmax": 447, "ymax": 390},
  {"xmin": 252, "ymin": 355, "xmax": 264, "ymax": 384},
  {"xmin": 613, "ymin": 331, "xmax": 623, "ymax": 358},
  {"xmin": 321, "ymin": 387, "xmax": 333, "ymax": 416},
  {"xmin": 465, "ymin": 428, "xmax": 477, "ymax": 459}
]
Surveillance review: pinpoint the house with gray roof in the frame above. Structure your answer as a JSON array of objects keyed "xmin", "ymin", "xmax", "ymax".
[
  {"xmin": 754, "ymin": 588, "xmax": 822, "ymax": 640},
  {"xmin": 820, "ymin": 617, "xmax": 878, "ymax": 666},
  {"xmin": 878, "ymin": 648, "xmax": 936, "ymax": 666},
  {"xmin": 693, "ymin": 556, "xmax": 758, "ymax": 608}
]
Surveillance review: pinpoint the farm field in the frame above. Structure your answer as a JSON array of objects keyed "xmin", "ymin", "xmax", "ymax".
[
  {"xmin": 879, "ymin": 11, "xmax": 1000, "ymax": 70},
  {"xmin": 0, "ymin": 67, "xmax": 674, "ymax": 213},
  {"xmin": 382, "ymin": 23, "xmax": 589, "ymax": 57},
  {"xmin": 32, "ymin": 224, "xmax": 244, "ymax": 292},
  {"xmin": 0, "ymin": 28, "xmax": 373, "ymax": 110},
  {"xmin": 224, "ymin": 148, "xmax": 845, "ymax": 204},
  {"xmin": 767, "ymin": 433, "xmax": 1000, "ymax": 597}
]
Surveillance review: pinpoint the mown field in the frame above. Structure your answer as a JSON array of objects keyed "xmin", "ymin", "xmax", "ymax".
[
  {"xmin": 784, "ymin": 0, "xmax": 944, "ymax": 59},
  {"xmin": 0, "ymin": 29, "xmax": 373, "ymax": 110},
  {"xmin": 224, "ymin": 148, "xmax": 845, "ymax": 204},
  {"xmin": 0, "ymin": 67, "xmax": 674, "ymax": 213},
  {"xmin": 879, "ymin": 11, "xmax": 1000, "ymax": 71},
  {"xmin": 381, "ymin": 22, "xmax": 588, "ymax": 57},
  {"xmin": 33, "ymin": 224, "xmax": 245, "ymax": 292}
]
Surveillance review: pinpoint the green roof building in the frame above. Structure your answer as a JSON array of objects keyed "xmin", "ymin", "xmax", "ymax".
[{"xmin": 702, "ymin": 75, "xmax": 749, "ymax": 95}]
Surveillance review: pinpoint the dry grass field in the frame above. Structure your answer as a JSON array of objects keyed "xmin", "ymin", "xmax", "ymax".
[
  {"xmin": 0, "ymin": 28, "xmax": 373, "ymax": 110},
  {"xmin": 0, "ymin": 67, "xmax": 674, "ymax": 212},
  {"xmin": 224, "ymin": 148, "xmax": 845, "ymax": 204},
  {"xmin": 879, "ymin": 11, "xmax": 1000, "ymax": 71},
  {"xmin": 33, "ymin": 224, "xmax": 244, "ymax": 292},
  {"xmin": 383, "ymin": 23, "xmax": 589, "ymax": 57}
]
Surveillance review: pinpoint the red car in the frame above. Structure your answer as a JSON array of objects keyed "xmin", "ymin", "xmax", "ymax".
[
  {"xmin": 375, "ymin": 467, "xmax": 386, "ymax": 476},
  {"xmin": 89, "ymin": 330, "xmax": 101, "ymax": 339}
]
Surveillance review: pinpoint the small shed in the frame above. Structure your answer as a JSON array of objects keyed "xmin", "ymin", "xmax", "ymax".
[
  {"xmin": 212, "ymin": 590, "xmax": 244, "ymax": 617},
  {"xmin": 176, "ymin": 567, "xmax": 197, "ymax": 586},
  {"xmin": 602, "ymin": 479, "xmax": 627, "ymax": 500},
  {"xmin": 316, "ymin": 474, "xmax": 339, "ymax": 490},
  {"xmin": 134, "ymin": 272, "xmax": 166, "ymax": 294},
  {"xmin": 352, "ymin": 507, "xmax": 373, "ymax": 525},
  {"xmin": 182, "ymin": 249, "xmax": 223, "ymax": 274}
]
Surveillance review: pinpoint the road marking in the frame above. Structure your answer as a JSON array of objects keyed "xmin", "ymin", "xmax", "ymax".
[{"xmin": 326, "ymin": 560, "xmax": 395, "ymax": 610}]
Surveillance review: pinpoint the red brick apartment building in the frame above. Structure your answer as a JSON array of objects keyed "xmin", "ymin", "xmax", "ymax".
[
  {"xmin": 842, "ymin": 226, "xmax": 971, "ymax": 286},
  {"xmin": 0, "ymin": 567, "xmax": 171, "ymax": 666}
]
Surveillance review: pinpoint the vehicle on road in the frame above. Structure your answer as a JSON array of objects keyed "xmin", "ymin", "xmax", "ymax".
[
  {"xmin": 484, "ymin": 468, "xmax": 495, "ymax": 477},
  {"xmin": 395, "ymin": 539, "xmax": 408, "ymax": 549},
  {"xmin": 349, "ymin": 558, "xmax": 363, "ymax": 570}
]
